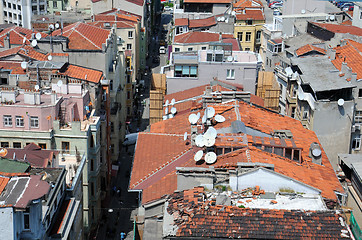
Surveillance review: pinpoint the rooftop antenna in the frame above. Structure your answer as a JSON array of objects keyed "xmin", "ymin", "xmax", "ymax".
[
  {"xmin": 206, "ymin": 107, "xmax": 215, "ymax": 118},
  {"xmin": 194, "ymin": 150, "xmax": 203, "ymax": 162},
  {"xmin": 57, "ymin": 80, "xmax": 63, "ymax": 93},
  {"xmin": 204, "ymin": 135, "xmax": 216, "ymax": 147},
  {"xmin": 205, "ymin": 126, "xmax": 217, "ymax": 139},
  {"xmin": 202, "ymin": 114, "xmax": 207, "ymax": 124},
  {"xmin": 49, "ymin": 24, "xmax": 55, "ymax": 53},
  {"xmin": 21, "ymin": 61, "xmax": 28, "ymax": 70},
  {"xmin": 338, "ymin": 99, "xmax": 345, "ymax": 107},
  {"xmin": 35, "ymin": 85, "xmax": 40, "ymax": 91},
  {"xmin": 205, "ymin": 152, "xmax": 217, "ymax": 164},
  {"xmin": 48, "ymin": 55, "xmax": 53, "ymax": 61}
]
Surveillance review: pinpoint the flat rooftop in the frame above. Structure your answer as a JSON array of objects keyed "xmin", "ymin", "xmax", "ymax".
[{"xmin": 199, "ymin": 50, "xmax": 258, "ymax": 63}]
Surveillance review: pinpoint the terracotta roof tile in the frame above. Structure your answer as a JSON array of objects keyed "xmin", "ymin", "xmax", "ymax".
[
  {"xmin": 331, "ymin": 39, "xmax": 362, "ymax": 79},
  {"xmin": 166, "ymin": 187, "xmax": 351, "ymax": 239},
  {"xmin": 174, "ymin": 31, "xmax": 221, "ymax": 44},
  {"xmin": 295, "ymin": 44, "xmax": 326, "ymax": 57},
  {"xmin": 233, "ymin": 0, "xmax": 263, "ymax": 9},
  {"xmin": 222, "ymin": 38, "xmax": 241, "ymax": 51},
  {"xmin": 189, "ymin": 16, "xmax": 217, "ymax": 29},
  {"xmin": 174, "ymin": 18, "xmax": 189, "ymax": 26},
  {"xmin": 311, "ymin": 22, "xmax": 362, "ymax": 36},
  {"xmin": 89, "ymin": 20, "xmax": 136, "ymax": 29},
  {"xmin": 56, "ymin": 64, "xmax": 104, "ymax": 83},
  {"xmin": 341, "ymin": 20, "xmax": 352, "ymax": 25},
  {"xmin": 0, "ymin": 26, "xmax": 47, "ymax": 47},
  {"xmin": 0, "ymin": 177, "xmax": 9, "ymax": 195},
  {"xmin": 0, "ymin": 61, "xmax": 26, "ymax": 74},
  {"xmin": 53, "ymin": 22, "xmax": 110, "ymax": 50},
  {"xmin": 235, "ymin": 9, "xmax": 265, "ymax": 21}
]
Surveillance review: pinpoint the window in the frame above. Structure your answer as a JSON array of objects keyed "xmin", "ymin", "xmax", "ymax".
[
  {"xmin": 111, "ymin": 122, "xmax": 114, "ymax": 132},
  {"xmin": 359, "ymin": 89, "xmax": 362, "ymax": 98},
  {"xmin": 90, "ymin": 159, "xmax": 94, "ymax": 171},
  {"xmin": 352, "ymin": 137, "xmax": 361, "ymax": 150},
  {"xmin": 61, "ymin": 141, "xmax": 70, "ymax": 154},
  {"xmin": 175, "ymin": 47, "xmax": 180, "ymax": 52},
  {"xmin": 246, "ymin": 20, "xmax": 252, "ymax": 25},
  {"xmin": 111, "ymin": 144, "xmax": 114, "ymax": 154},
  {"xmin": 39, "ymin": 143, "xmax": 46, "ymax": 149},
  {"xmin": 12, "ymin": 3, "xmax": 15, "ymax": 9},
  {"xmin": 16, "ymin": 116, "xmax": 24, "ymax": 127},
  {"xmin": 355, "ymin": 111, "xmax": 362, "ymax": 124},
  {"xmin": 13, "ymin": 142, "xmax": 21, "ymax": 148},
  {"xmin": 23, "ymin": 208, "xmax": 30, "ymax": 230},
  {"xmin": 291, "ymin": 107, "xmax": 296, "ymax": 118},
  {"xmin": 3, "ymin": 115, "xmax": 12, "ymax": 127},
  {"xmin": 360, "ymin": 11, "xmax": 362, "ymax": 19},
  {"xmin": 201, "ymin": 47, "xmax": 207, "ymax": 50},
  {"xmin": 237, "ymin": 32, "xmax": 243, "ymax": 41},
  {"xmin": 256, "ymin": 31, "xmax": 261, "ymax": 42},
  {"xmin": 245, "ymin": 48, "xmax": 250, "ymax": 51},
  {"xmin": 226, "ymin": 69, "xmax": 235, "ymax": 79},
  {"xmin": 30, "ymin": 116, "xmax": 39, "ymax": 128},
  {"xmin": 53, "ymin": 1, "xmax": 57, "ymax": 8},
  {"xmin": 303, "ymin": 106, "xmax": 309, "ymax": 120},
  {"xmin": 174, "ymin": 65, "xmax": 198, "ymax": 77},
  {"xmin": 127, "ymin": 44, "xmax": 132, "ymax": 50},
  {"xmin": 245, "ymin": 32, "xmax": 251, "ymax": 42},
  {"xmin": 3, "ymin": 11, "xmax": 6, "ymax": 17},
  {"xmin": 128, "ymin": 31, "xmax": 133, "ymax": 38},
  {"xmin": 127, "ymin": 91, "xmax": 130, "ymax": 99},
  {"xmin": 1, "ymin": 142, "xmax": 9, "ymax": 148},
  {"xmin": 18, "ymin": 4, "xmax": 21, "ymax": 10},
  {"xmin": 187, "ymin": 47, "xmax": 193, "ymax": 51}
]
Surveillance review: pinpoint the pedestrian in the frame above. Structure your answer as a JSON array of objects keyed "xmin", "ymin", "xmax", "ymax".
[{"xmin": 120, "ymin": 232, "xmax": 126, "ymax": 240}]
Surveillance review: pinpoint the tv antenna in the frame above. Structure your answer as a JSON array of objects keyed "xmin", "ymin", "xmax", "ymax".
[
  {"xmin": 48, "ymin": 55, "xmax": 53, "ymax": 61},
  {"xmin": 165, "ymin": 107, "xmax": 168, "ymax": 115},
  {"xmin": 171, "ymin": 98, "xmax": 176, "ymax": 105},
  {"xmin": 165, "ymin": 99, "xmax": 169, "ymax": 106},
  {"xmin": 57, "ymin": 80, "xmax": 63, "ymax": 87},
  {"xmin": 206, "ymin": 107, "xmax": 215, "ymax": 118},
  {"xmin": 34, "ymin": 85, "xmax": 40, "ymax": 91}
]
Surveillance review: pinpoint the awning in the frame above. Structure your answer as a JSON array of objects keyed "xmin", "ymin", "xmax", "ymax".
[
  {"xmin": 175, "ymin": 65, "xmax": 182, "ymax": 71},
  {"xmin": 182, "ymin": 67, "xmax": 190, "ymax": 75},
  {"xmin": 190, "ymin": 66, "xmax": 197, "ymax": 75}
]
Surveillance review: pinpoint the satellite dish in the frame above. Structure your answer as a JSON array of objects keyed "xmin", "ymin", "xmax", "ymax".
[
  {"xmin": 34, "ymin": 85, "xmax": 39, "ymax": 91},
  {"xmin": 22, "ymin": 37, "xmax": 26, "ymax": 44},
  {"xmin": 48, "ymin": 55, "xmax": 53, "ymax": 61},
  {"xmin": 194, "ymin": 150, "xmax": 203, "ymax": 161},
  {"xmin": 217, "ymin": 17, "xmax": 221, "ymax": 21},
  {"xmin": 163, "ymin": 115, "xmax": 168, "ymax": 120},
  {"xmin": 35, "ymin": 32, "xmax": 42, "ymax": 40},
  {"xmin": 312, "ymin": 148, "xmax": 322, "ymax": 157},
  {"xmin": 204, "ymin": 136, "xmax": 216, "ymax": 147},
  {"xmin": 21, "ymin": 61, "xmax": 27, "ymax": 69},
  {"xmin": 215, "ymin": 114, "xmax": 225, "ymax": 123},
  {"xmin": 188, "ymin": 113, "xmax": 198, "ymax": 124},
  {"xmin": 171, "ymin": 98, "xmax": 176, "ymax": 105},
  {"xmin": 165, "ymin": 99, "xmax": 169, "ymax": 106},
  {"xmin": 31, "ymin": 39, "xmax": 37, "ymax": 47},
  {"xmin": 202, "ymin": 114, "xmax": 207, "ymax": 124},
  {"xmin": 220, "ymin": 16, "xmax": 225, "ymax": 22},
  {"xmin": 338, "ymin": 99, "xmax": 344, "ymax": 106},
  {"xmin": 227, "ymin": 56, "xmax": 233, "ymax": 62},
  {"xmin": 57, "ymin": 80, "xmax": 63, "ymax": 87},
  {"xmin": 197, "ymin": 112, "xmax": 200, "ymax": 119},
  {"xmin": 165, "ymin": 107, "xmax": 168, "ymax": 114},
  {"xmin": 49, "ymin": 24, "xmax": 54, "ymax": 30},
  {"xmin": 168, "ymin": 114, "xmax": 174, "ymax": 119},
  {"xmin": 206, "ymin": 127, "xmax": 217, "ymax": 138},
  {"xmin": 206, "ymin": 107, "xmax": 215, "ymax": 118},
  {"xmin": 183, "ymin": 132, "xmax": 188, "ymax": 141},
  {"xmin": 225, "ymin": 18, "xmax": 229, "ymax": 24},
  {"xmin": 195, "ymin": 135, "xmax": 205, "ymax": 147},
  {"xmin": 301, "ymin": 9, "xmax": 306, "ymax": 14},
  {"xmin": 231, "ymin": 11, "xmax": 236, "ymax": 16},
  {"xmin": 171, "ymin": 107, "xmax": 177, "ymax": 114},
  {"xmin": 55, "ymin": 23, "xmax": 60, "ymax": 29},
  {"xmin": 205, "ymin": 152, "xmax": 217, "ymax": 164},
  {"xmin": 0, "ymin": 148, "xmax": 7, "ymax": 157},
  {"xmin": 330, "ymin": 15, "xmax": 335, "ymax": 21}
]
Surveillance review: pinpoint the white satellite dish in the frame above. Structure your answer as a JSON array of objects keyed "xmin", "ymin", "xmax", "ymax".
[
  {"xmin": 194, "ymin": 150, "xmax": 203, "ymax": 161},
  {"xmin": 338, "ymin": 99, "xmax": 344, "ymax": 106},
  {"xmin": 217, "ymin": 17, "xmax": 221, "ymax": 21},
  {"xmin": 35, "ymin": 32, "xmax": 42, "ymax": 40},
  {"xmin": 165, "ymin": 99, "xmax": 169, "ymax": 106},
  {"xmin": 197, "ymin": 112, "xmax": 200, "ymax": 119},
  {"xmin": 48, "ymin": 55, "xmax": 52, "ymax": 61},
  {"xmin": 168, "ymin": 114, "xmax": 174, "ymax": 119},
  {"xmin": 57, "ymin": 80, "xmax": 63, "ymax": 87},
  {"xmin": 206, "ymin": 127, "xmax": 217, "ymax": 138},
  {"xmin": 171, "ymin": 107, "xmax": 177, "ymax": 114},
  {"xmin": 165, "ymin": 107, "xmax": 169, "ymax": 114},
  {"xmin": 214, "ymin": 114, "xmax": 225, "ymax": 123},
  {"xmin": 206, "ymin": 107, "xmax": 215, "ymax": 118},
  {"xmin": 202, "ymin": 114, "xmax": 207, "ymax": 124},
  {"xmin": 195, "ymin": 135, "xmax": 205, "ymax": 147},
  {"xmin": 205, "ymin": 152, "xmax": 217, "ymax": 164},
  {"xmin": 227, "ymin": 56, "xmax": 233, "ymax": 62},
  {"xmin": 188, "ymin": 113, "xmax": 198, "ymax": 124},
  {"xmin": 22, "ymin": 37, "xmax": 26, "ymax": 44},
  {"xmin": 31, "ymin": 40, "xmax": 37, "ymax": 47},
  {"xmin": 231, "ymin": 11, "xmax": 236, "ymax": 16},
  {"xmin": 34, "ymin": 85, "xmax": 39, "ymax": 91},
  {"xmin": 55, "ymin": 23, "xmax": 60, "ymax": 29},
  {"xmin": 225, "ymin": 18, "xmax": 229, "ymax": 24},
  {"xmin": 301, "ymin": 9, "xmax": 306, "ymax": 14},
  {"xmin": 21, "ymin": 61, "xmax": 27, "ymax": 69},
  {"xmin": 220, "ymin": 16, "xmax": 225, "ymax": 22},
  {"xmin": 163, "ymin": 115, "xmax": 168, "ymax": 120},
  {"xmin": 171, "ymin": 98, "xmax": 176, "ymax": 105},
  {"xmin": 312, "ymin": 148, "xmax": 322, "ymax": 157},
  {"xmin": 204, "ymin": 136, "xmax": 215, "ymax": 147},
  {"xmin": 183, "ymin": 132, "xmax": 188, "ymax": 141},
  {"xmin": 49, "ymin": 24, "xmax": 54, "ymax": 30}
]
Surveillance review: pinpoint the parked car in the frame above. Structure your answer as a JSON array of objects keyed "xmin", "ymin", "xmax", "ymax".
[
  {"xmin": 159, "ymin": 46, "xmax": 166, "ymax": 54},
  {"xmin": 271, "ymin": 2, "xmax": 283, "ymax": 9}
]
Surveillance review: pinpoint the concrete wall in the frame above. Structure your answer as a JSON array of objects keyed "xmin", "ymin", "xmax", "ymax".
[
  {"xmin": 0, "ymin": 207, "xmax": 14, "ymax": 239},
  {"xmin": 352, "ymin": 4, "xmax": 362, "ymax": 28},
  {"xmin": 212, "ymin": 3, "xmax": 230, "ymax": 15},
  {"xmin": 173, "ymin": 43, "xmax": 210, "ymax": 52},
  {"xmin": 177, "ymin": 172, "xmax": 214, "ymax": 191},
  {"xmin": 230, "ymin": 168, "xmax": 321, "ymax": 194},
  {"xmin": 312, "ymin": 100, "xmax": 354, "ymax": 170},
  {"xmin": 166, "ymin": 62, "xmax": 258, "ymax": 94},
  {"xmin": 282, "ymin": 0, "xmax": 328, "ymax": 15}
]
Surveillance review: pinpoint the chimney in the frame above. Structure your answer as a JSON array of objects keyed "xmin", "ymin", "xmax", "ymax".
[
  {"xmin": 326, "ymin": 45, "xmax": 335, "ymax": 60},
  {"xmin": 351, "ymin": 73, "xmax": 357, "ymax": 82},
  {"xmin": 4, "ymin": 33, "xmax": 10, "ymax": 49},
  {"xmin": 341, "ymin": 62, "xmax": 348, "ymax": 75}
]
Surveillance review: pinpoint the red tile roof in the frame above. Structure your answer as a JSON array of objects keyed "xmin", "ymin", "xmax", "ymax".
[
  {"xmin": 0, "ymin": 26, "xmax": 47, "ymax": 47},
  {"xmin": 53, "ymin": 22, "xmax": 111, "ymax": 50},
  {"xmin": 341, "ymin": 20, "xmax": 352, "ymax": 25},
  {"xmin": 0, "ymin": 177, "xmax": 9, "ymax": 195},
  {"xmin": 233, "ymin": 0, "xmax": 263, "ymax": 9},
  {"xmin": 311, "ymin": 22, "xmax": 362, "ymax": 37},
  {"xmin": 222, "ymin": 38, "xmax": 241, "ymax": 51},
  {"xmin": 5, "ymin": 143, "xmax": 57, "ymax": 168},
  {"xmin": 295, "ymin": 44, "xmax": 326, "ymax": 57},
  {"xmin": 166, "ymin": 187, "xmax": 350, "ymax": 239},
  {"xmin": 236, "ymin": 9, "xmax": 265, "ymax": 21},
  {"xmin": 130, "ymin": 97, "xmax": 343, "ymax": 204},
  {"xmin": 15, "ymin": 175, "xmax": 50, "ymax": 209},
  {"xmin": 56, "ymin": 64, "xmax": 104, "ymax": 83},
  {"xmin": 174, "ymin": 32, "xmax": 220, "ymax": 44},
  {"xmin": 125, "ymin": 0, "xmax": 144, "ymax": 6},
  {"xmin": 189, "ymin": 16, "xmax": 217, "ymax": 29},
  {"xmin": 93, "ymin": 12, "xmax": 141, "ymax": 22},
  {"xmin": 331, "ymin": 39, "xmax": 362, "ymax": 79},
  {"xmin": 174, "ymin": 18, "xmax": 189, "ymax": 26},
  {"xmin": 0, "ymin": 45, "xmax": 65, "ymax": 61},
  {"xmin": 184, "ymin": 0, "xmax": 231, "ymax": 3},
  {"xmin": 0, "ymin": 61, "xmax": 26, "ymax": 74},
  {"xmin": 89, "ymin": 20, "xmax": 136, "ymax": 29}
]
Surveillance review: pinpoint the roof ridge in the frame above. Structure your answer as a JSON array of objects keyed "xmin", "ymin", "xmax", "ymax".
[{"xmin": 73, "ymin": 27, "xmax": 103, "ymax": 50}]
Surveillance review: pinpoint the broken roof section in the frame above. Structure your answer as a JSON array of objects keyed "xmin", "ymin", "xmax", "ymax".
[
  {"xmin": 163, "ymin": 187, "xmax": 351, "ymax": 239},
  {"xmin": 129, "ymin": 84, "xmax": 344, "ymax": 205}
]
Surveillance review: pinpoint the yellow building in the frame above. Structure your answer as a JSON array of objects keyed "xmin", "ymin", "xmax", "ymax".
[{"xmin": 234, "ymin": 9, "xmax": 265, "ymax": 52}]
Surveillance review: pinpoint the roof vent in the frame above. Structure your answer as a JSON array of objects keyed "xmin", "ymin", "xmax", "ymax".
[{"xmin": 309, "ymin": 142, "xmax": 322, "ymax": 165}]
